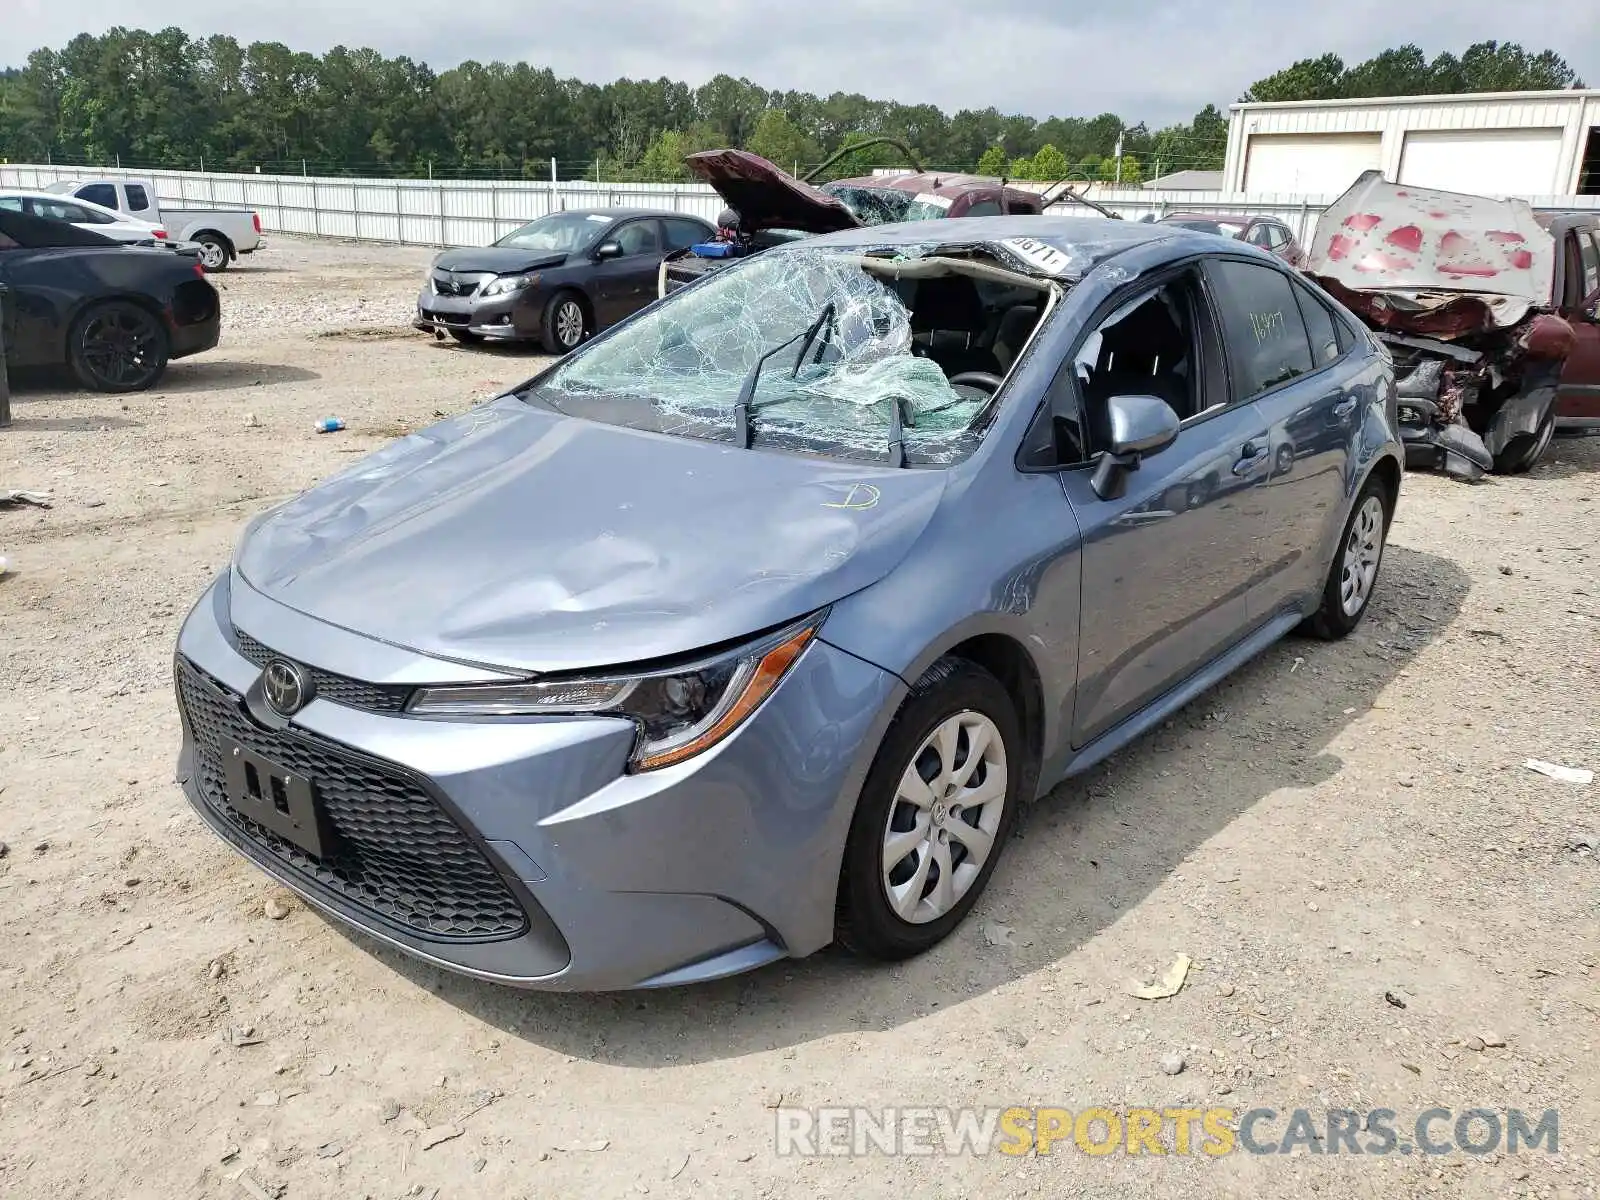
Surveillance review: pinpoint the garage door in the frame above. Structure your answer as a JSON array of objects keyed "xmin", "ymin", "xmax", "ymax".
[
  {"xmin": 1398, "ymin": 128, "xmax": 1564, "ymax": 196},
  {"xmin": 1242, "ymin": 133, "xmax": 1383, "ymax": 194}
]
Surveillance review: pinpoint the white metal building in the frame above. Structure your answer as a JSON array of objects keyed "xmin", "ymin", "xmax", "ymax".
[{"xmin": 1224, "ymin": 89, "xmax": 1600, "ymax": 198}]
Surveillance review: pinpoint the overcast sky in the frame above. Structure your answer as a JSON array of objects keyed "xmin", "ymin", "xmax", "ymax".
[{"xmin": 4, "ymin": 0, "xmax": 1598, "ymax": 125}]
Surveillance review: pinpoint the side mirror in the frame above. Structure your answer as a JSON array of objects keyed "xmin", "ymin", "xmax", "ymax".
[
  {"xmin": 1092, "ymin": 394, "xmax": 1181, "ymax": 500},
  {"xmin": 594, "ymin": 241, "xmax": 623, "ymax": 260}
]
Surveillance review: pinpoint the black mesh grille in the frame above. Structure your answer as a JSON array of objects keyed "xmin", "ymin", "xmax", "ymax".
[
  {"xmin": 234, "ymin": 631, "xmax": 412, "ymax": 713},
  {"xmin": 177, "ymin": 658, "xmax": 529, "ymax": 942}
]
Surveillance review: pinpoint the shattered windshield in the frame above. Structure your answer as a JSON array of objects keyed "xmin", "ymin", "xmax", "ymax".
[
  {"xmin": 530, "ymin": 247, "xmax": 1051, "ymax": 465},
  {"xmin": 903, "ymin": 197, "xmax": 955, "ymax": 221},
  {"xmin": 494, "ymin": 212, "xmax": 610, "ymax": 253},
  {"xmin": 819, "ymin": 184, "xmax": 916, "ymax": 226}
]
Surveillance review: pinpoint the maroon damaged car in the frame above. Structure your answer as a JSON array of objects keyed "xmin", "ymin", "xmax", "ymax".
[
  {"xmin": 659, "ymin": 147, "xmax": 1050, "ymax": 296},
  {"xmin": 1305, "ymin": 171, "xmax": 1600, "ymax": 479}
]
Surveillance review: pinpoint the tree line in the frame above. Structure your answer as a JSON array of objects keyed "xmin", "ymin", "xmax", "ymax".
[{"xmin": 0, "ymin": 30, "xmax": 1582, "ymax": 185}]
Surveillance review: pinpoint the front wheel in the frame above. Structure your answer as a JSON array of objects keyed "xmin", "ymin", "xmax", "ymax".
[
  {"xmin": 194, "ymin": 234, "xmax": 230, "ymax": 272},
  {"xmin": 539, "ymin": 293, "xmax": 589, "ymax": 355},
  {"xmin": 68, "ymin": 301, "xmax": 170, "ymax": 393},
  {"xmin": 1493, "ymin": 409, "xmax": 1556, "ymax": 474},
  {"xmin": 835, "ymin": 658, "xmax": 1022, "ymax": 961},
  {"xmin": 1300, "ymin": 475, "xmax": 1392, "ymax": 640}
]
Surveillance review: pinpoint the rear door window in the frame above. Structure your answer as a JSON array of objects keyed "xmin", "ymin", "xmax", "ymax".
[
  {"xmin": 77, "ymin": 183, "xmax": 118, "ymax": 209},
  {"xmin": 963, "ymin": 199, "xmax": 1003, "ymax": 217},
  {"xmin": 663, "ymin": 219, "xmax": 708, "ymax": 251},
  {"xmin": 1579, "ymin": 227, "xmax": 1600, "ymax": 302},
  {"xmin": 1204, "ymin": 259, "xmax": 1314, "ymax": 401},
  {"xmin": 1292, "ymin": 281, "xmax": 1342, "ymax": 366},
  {"xmin": 125, "ymin": 184, "xmax": 152, "ymax": 212}
]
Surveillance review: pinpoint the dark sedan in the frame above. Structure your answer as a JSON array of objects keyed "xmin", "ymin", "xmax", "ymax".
[
  {"xmin": 415, "ymin": 208, "xmax": 716, "ymax": 353},
  {"xmin": 0, "ymin": 208, "xmax": 220, "ymax": 393}
]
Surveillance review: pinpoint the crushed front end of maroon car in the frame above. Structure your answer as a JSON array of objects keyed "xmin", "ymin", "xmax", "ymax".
[{"xmin": 1306, "ymin": 171, "xmax": 1573, "ymax": 480}]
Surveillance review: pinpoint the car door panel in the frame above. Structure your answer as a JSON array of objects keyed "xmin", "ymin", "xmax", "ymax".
[
  {"xmin": 1063, "ymin": 403, "xmax": 1270, "ymax": 746},
  {"xmin": 590, "ymin": 219, "xmax": 666, "ymax": 328},
  {"xmin": 1556, "ymin": 225, "xmax": 1600, "ymax": 427}
]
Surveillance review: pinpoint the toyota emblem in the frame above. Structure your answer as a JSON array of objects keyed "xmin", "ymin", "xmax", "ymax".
[{"xmin": 262, "ymin": 659, "xmax": 310, "ymax": 717}]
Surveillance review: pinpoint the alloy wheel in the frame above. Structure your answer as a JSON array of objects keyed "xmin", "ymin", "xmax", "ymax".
[
  {"xmin": 555, "ymin": 300, "xmax": 584, "ymax": 349},
  {"xmin": 881, "ymin": 711, "xmax": 1008, "ymax": 925},
  {"xmin": 199, "ymin": 239, "xmax": 227, "ymax": 270},
  {"xmin": 79, "ymin": 305, "xmax": 165, "ymax": 390},
  {"xmin": 1339, "ymin": 494, "xmax": 1385, "ymax": 616}
]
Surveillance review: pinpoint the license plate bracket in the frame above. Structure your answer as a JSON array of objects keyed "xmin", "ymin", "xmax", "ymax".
[{"xmin": 220, "ymin": 738, "xmax": 331, "ymax": 859}]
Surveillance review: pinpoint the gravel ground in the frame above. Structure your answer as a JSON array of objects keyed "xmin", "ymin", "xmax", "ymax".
[{"xmin": 1, "ymin": 236, "xmax": 1597, "ymax": 1200}]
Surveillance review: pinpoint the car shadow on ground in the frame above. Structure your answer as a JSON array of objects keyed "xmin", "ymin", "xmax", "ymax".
[
  {"xmin": 1532, "ymin": 435, "xmax": 1600, "ymax": 479},
  {"xmin": 153, "ymin": 360, "xmax": 320, "ymax": 392},
  {"xmin": 327, "ymin": 543, "xmax": 1470, "ymax": 1065},
  {"xmin": 3, "ymin": 360, "xmax": 319, "ymax": 396},
  {"xmin": 4, "ymin": 413, "xmax": 143, "ymax": 432}
]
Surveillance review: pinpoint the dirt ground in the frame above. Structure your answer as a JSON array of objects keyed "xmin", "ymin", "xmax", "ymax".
[{"xmin": 1, "ymin": 236, "xmax": 1597, "ymax": 1200}]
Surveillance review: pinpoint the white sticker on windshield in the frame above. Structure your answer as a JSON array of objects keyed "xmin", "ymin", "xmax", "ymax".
[
  {"xmin": 1000, "ymin": 236, "xmax": 1075, "ymax": 276},
  {"xmin": 913, "ymin": 192, "xmax": 953, "ymax": 211},
  {"xmin": 586, "ymin": 214, "xmax": 611, "ymax": 222}
]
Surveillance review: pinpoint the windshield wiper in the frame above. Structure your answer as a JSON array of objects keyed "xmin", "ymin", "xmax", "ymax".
[
  {"xmin": 733, "ymin": 303, "xmax": 837, "ymax": 449},
  {"xmin": 885, "ymin": 395, "xmax": 914, "ymax": 468}
]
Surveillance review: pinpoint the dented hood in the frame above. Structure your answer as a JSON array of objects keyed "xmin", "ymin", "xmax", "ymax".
[
  {"xmin": 233, "ymin": 397, "xmax": 946, "ymax": 674},
  {"xmin": 1307, "ymin": 170, "xmax": 1554, "ymax": 303},
  {"xmin": 685, "ymin": 149, "xmax": 863, "ymax": 235}
]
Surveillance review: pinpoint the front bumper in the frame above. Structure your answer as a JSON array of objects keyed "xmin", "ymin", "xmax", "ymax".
[
  {"xmin": 174, "ymin": 570, "xmax": 903, "ymax": 990},
  {"xmin": 414, "ymin": 286, "xmax": 540, "ymax": 341}
]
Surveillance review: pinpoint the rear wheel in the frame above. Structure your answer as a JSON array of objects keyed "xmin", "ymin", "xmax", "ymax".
[
  {"xmin": 1300, "ymin": 475, "xmax": 1391, "ymax": 640},
  {"xmin": 68, "ymin": 301, "xmax": 170, "ymax": 393},
  {"xmin": 194, "ymin": 233, "xmax": 231, "ymax": 272},
  {"xmin": 835, "ymin": 658, "xmax": 1022, "ymax": 961},
  {"xmin": 1493, "ymin": 409, "xmax": 1556, "ymax": 474},
  {"xmin": 539, "ymin": 292, "xmax": 589, "ymax": 355}
]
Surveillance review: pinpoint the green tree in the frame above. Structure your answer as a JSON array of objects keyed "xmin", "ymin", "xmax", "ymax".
[
  {"xmin": 975, "ymin": 143, "xmax": 1007, "ymax": 176},
  {"xmin": 1030, "ymin": 143, "xmax": 1069, "ymax": 182},
  {"xmin": 746, "ymin": 109, "xmax": 817, "ymax": 172},
  {"xmin": 1008, "ymin": 154, "xmax": 1037, "ymax": 180},
  {"xmin": 1243, "ymin": 53, "xmax": 1346, "ymax": 103}
]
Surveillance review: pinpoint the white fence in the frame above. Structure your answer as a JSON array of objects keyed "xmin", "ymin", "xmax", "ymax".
[{"xmin": 4, "ymin": 163, "xmax": 1597, "ymax": 251}]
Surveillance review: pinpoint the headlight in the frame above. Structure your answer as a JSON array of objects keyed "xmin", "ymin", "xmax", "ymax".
[
  {"xmin": 480, "ymin": 273, "xmax": 539, "ymax": 297},
  {"xmin": 407, "ymin": 615, "xmax": 822, "ymax": 771}
]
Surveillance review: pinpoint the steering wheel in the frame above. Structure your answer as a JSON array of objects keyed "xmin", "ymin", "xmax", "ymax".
[{"xmin": 947, "ymin": 371, "xmax": 1004, "ymax": 394}]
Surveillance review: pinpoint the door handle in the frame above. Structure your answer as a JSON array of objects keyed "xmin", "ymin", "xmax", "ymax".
[
  {"xmin": 1232, "ymin": 442, "xmax": 1271, "ymax": 477},
  {"xmin": 1332, "ymin": 396, "xmax": 1358, "ymax": 420}
]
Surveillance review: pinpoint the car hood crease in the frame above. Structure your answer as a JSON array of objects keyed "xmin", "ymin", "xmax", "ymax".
[{"xmin": 234, "ymin": 397, "xmax": 949, "ymax": 674}]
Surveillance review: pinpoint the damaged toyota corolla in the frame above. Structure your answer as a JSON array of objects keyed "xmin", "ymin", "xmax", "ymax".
[{"xmin": 174, "ymin": 216, "xmax": 1402, "ymax": 991}]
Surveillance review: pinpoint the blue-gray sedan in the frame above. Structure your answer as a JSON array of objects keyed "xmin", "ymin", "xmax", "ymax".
[{"xmin": 174, "ymin": 216, "xmax": 1402, "ymax": 990}]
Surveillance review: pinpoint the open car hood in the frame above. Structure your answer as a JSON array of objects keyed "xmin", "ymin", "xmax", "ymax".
[
  {"xmin": 685, "ymin": 149, "xmax": 864, "ymax": 235},
  {"xmin": 1306, "ymin": 170, "xmax": 1553, "ymax": 304}
]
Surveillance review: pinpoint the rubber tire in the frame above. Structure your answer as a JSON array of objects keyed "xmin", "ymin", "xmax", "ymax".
[
  {"xmin": 1299, "ymin": 474, "xmax": 1393, "ymax": 641},
  {"xmin": 448, "ymin": 328, "xmax": 485, "ymax": 346},
  {"xmin": 539, "ymin": 292, "xmax": 589, "ymax": 355},
  {"xmin": 835, "ymin": 657, "xmax": 1023, "ymax": 961},
  {"xmin": 195, "ymin": 234, "xmax": 231, "ymax": 272},
  {"xmin": 67, "ymin": 301, "xmax": 170, "ymax": 394},
  {"xmin": 1492, "ymin": 409, "xmax": 1556, "ymax": 475}
]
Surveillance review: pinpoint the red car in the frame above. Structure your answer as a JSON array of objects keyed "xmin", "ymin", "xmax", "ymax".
[
  {"xmin": 1158, "ymin": 211, "xmax": 1306, "ymax": 267},
  {"xmin": 1304, "ymin": 171, "xmax": 1599, "ymax": 479}
]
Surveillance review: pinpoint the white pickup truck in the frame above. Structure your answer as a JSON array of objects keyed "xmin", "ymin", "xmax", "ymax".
[{"xmin": 45, "ymin": 178, "xmax": 264, "ymax": 271}]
